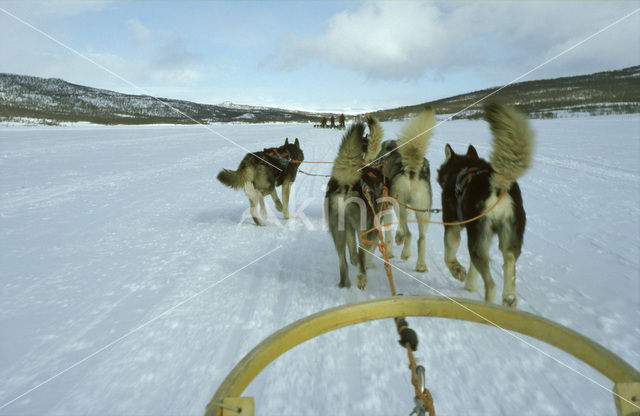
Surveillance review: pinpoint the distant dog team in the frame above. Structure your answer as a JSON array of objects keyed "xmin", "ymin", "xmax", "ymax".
[{"xmin": 217, "ymin": 104, "xmax": 534, "ymax": 306}]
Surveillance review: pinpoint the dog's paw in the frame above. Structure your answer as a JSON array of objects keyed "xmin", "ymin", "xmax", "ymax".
[
  {"xmin": 415, "ymin": 262, "xmax": 428, "ymax": 273},
  {"xmin": 283, "ymin": 213, "xmax": 292, "ymax": 220},
  {"xmin": 260, "ymin": 209, "xmax": 268, "ymax": 219},
  {"xmin": 252, "ymin": 217, "xmax": 266, "ymax": 226},
  {"xmin": 338, "ymin": 279, "xmax": 351, "ymax": 288},
  {"xmin": 447, "ymin": 262, "xmax": 466, "ymax": 281},
  {"xmin": 502, "ymin": 294, "xmax": 517, "ymax": 307},
  {"xmin": 274, "ymin": 201, "xmax": 283, "ymax": 212},
  {"xmin": 356, "ymin": 274, "xmax": 367, "ymax": 290}
]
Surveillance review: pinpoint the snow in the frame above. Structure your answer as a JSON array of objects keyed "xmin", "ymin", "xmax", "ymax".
[{"xmin": 1, "ymin": 116, "xmax": 639, "ymax": 415}]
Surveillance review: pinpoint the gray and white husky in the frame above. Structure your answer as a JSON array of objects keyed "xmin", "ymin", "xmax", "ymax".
[
  {"xmin": 217, "ymin": 138, "xmax": 304, "ymax": 226},
  {"xmin": 325, "ymin": 116, "xmax": 383, "ymax": 290},
  {"xmin": 377, "ymin": 108, "xmax": 436, "ymax": 272},
  {"xmin": 437, "ymin": 103, "xmax": 534, "ymax": 307}
]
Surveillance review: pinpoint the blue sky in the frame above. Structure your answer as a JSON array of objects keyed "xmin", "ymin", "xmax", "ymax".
[{"xmin": 0, "ymin": 1, "xmax": 638, "ymax": 113}]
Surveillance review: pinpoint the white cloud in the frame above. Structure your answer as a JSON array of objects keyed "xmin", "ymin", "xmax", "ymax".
[
  {"xmin": 127, "ymin": 19, "xmax": 150, "ymax": 47},
  {"xmin": 0, "ymin": 4, "xmax": 204, "ymax": 94},
  {"xmin": 266, "ymin": 1, "xmax": 640, "ymax": 82}
]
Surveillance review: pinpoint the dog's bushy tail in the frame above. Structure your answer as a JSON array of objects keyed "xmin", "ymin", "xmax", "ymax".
[
  {"xmin": 397, "ymin": 107, "xmax": 436, "ymax": 173},
  {"xmin": 364, "ymin": 116, "xmax": 383, "ymax": 161},
  {"xmin": 217, "ymin": 164, "xmax": 249, "ymax": 190},
  {"xmin": 486, "ymin": 103, "xmax": 534, "ymax": 191},
  {"xmin": 331, "ymin": 123, "xmax": 366, "ymax": 186},
  {"xmin": 331, "ymin": 117, "xmax": 383, "ymax": 186}
]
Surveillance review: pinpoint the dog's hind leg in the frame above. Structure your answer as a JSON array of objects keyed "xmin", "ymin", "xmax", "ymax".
[
  {"xmin": 244, "ymin": 182, "xmax": 266, "ymax": 226},
  {"xmin": 498, "ymin": 232, "xmax": 521, "ymax": 307},
  {"xmin": 356, "ymin": 241, "xmax": 375, "ymax": 290},
  {"xmin": 270, "ymin": 189, "xmax": 283, "ymax": 212},
  {"xmin": 346, "ymin": 228, "xmax": 358, "ymax": 266},
  {"xmin": 415, "ymin": 211, "xmax": 430, "ymax": 272},
  {"xmin": 397, "ymin": 205, "xmax": 412, "ymax": 260},
  {"xmin": 464, "ymin": 262, "xmax": 479, "ymax": 292},
  {"xmin": 468, "ymin": 230, "xmax": 496, "ymax": 303},
  {"xmin": 259, "ymin": 193, "xmax": 268, "ymax": 220},
  {"xmin": 282, "ymin": 180, "xmax": 291, "ymax": 219},
  {"xmin": 329, "ymin": 219, "xmax": 351, "ymax": 288},
  {"xmin": 444, "ymin": 225, "xmax": 466, "ymax": 281},
  {"xmin": 393, "ymin": 203, "xmax": 407, "ymax": 247},
  {"xmin": 501, "ymin": 251, "xmax": 518, "ymax": 307}
]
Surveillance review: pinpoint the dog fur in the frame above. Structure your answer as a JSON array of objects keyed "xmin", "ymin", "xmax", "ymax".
[
  {"xmin": 217, "ymin": 138, "xmax": 304, "ymax": 226},
  {"xmin": 326, "ymin": 116, "xmax": 383, "ymax": 289},
  {"xmin": 377, "ymin": 108, "xmax": 436, "ymax": 272},
  {"xmin": 437, "ymin": 103, "xmax": 534, "ymax": 307}
]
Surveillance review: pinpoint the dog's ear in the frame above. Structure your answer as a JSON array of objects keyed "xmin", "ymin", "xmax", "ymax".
[
  {"xmin": 466, "ymin": 144, "xmax": 478, "ymax": 158},
  {"xmin": 294, "ymin": 138, "xmax": 300, "ymax": 147},
  {"xmin": 444, "ymin": 144, "xmax": 454, "ymax": 162},
  {"xmin": 285, "ymin": 137, "xmax": 289, "ymax": 145}
]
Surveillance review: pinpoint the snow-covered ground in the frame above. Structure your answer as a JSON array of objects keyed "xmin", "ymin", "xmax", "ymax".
[{"xmin": 1, "ymin": 116, "xmax": 638, "ymax": 415}]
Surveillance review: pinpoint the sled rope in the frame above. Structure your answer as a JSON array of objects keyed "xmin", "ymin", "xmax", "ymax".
[
  {"xmin": 393, "ymin": 198, "xmax": 441, "ymax": 214},
  {"xmin": 360, "ymin": 189, "xmax": 508, "ymax": 241},
  {"xmin": 298, "ymin": 168, "xmax": 331, "ymax": 178},
  {"xmin": 360, "ymin": 183, "xmax": 436, "ymax": 416},
  {"xmin": 269, "ymin": 149, "xmax": 333, "ymax": 164}
]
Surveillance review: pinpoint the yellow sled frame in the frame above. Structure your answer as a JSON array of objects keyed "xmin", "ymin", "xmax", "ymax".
[{"xmin": 205, "ymin": 296, "xmax": 640, "ymax": 416}]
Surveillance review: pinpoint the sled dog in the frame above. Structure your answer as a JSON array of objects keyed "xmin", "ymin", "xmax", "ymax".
[
  {"xmin": 217, "ymin": 138, "xmax": 304, "ymax": 226},
  {"xmin": 326, "ymin": 116, "xmax": 383, "ymax": 289},
  {"xmin": 437, "ymin": 103, "xmax": 533, "ymax": 307},
  {"xmin": 377, "ymin": 107, "xmax": 436, "ymax": 272}
]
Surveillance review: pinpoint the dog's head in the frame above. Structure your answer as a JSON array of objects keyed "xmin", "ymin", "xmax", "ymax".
[
  {"xmin": 437, "ymin": 144, "xmax": 479, "ymax": 189},
  {"xmin": 281, "ymin": 137, "xmax": 304, "ymax": 163}
]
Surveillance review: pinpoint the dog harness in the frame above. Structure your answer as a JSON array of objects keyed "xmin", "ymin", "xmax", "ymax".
[
  {"xmin": 455, "ymin": 167, "xmax": 489, "ymax": 221},
  {"xmin": 266, "ymin": 149, "xmax": 293, "ymax": 168}
]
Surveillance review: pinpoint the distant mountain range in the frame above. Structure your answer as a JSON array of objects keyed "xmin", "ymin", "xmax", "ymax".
[
  {"xmin": 0, "ymin": 75, "xmax": 331, "ymax": 125},
  {"xmin": 1, "ymin": 66, "xmax": 639, "ymax": 125}
]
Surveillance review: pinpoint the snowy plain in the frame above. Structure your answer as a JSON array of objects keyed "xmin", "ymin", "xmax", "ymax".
[{"xmin": 0, "ymin": 116, "xmax": 639, "ymax": 415}]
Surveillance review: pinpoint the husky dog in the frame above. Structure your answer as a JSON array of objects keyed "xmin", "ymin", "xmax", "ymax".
[
  {"xmin": 437, "ymin": 103, "xmax": 534, "ymax": 307},
  {"xmin": 326, "ymin": 116, "xmax": 383, "ymax": 289},
  {"xmin": 377, "ymin": 108, "xmax": 436, "ymax": 272},
  {"xmin": 217, "ymin": 138, "xmax": 304, "ymax": 226}
]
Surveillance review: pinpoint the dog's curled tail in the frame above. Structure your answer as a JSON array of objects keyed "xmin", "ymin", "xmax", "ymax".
[
  {"xmin": 364, "ymin": 115, "xmax": 383, "ymax": 161},
  {"xmin": 217, "ymin": 166, "xmax": 247, "ymax": 190},
  {"xmin": 486, "ymin": 103, "xmax": 534, "ymax": 191},
  {"xmin": 397, "ymin": 107, "xmax": 436, "ymax": 172}
]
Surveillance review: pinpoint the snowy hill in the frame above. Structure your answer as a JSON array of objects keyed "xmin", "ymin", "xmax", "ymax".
[
  {"xmin": 370, "ymin": 65, "xmax": 640, "ymax": 120},
  {"xmin": 0, "ymin": 74, "xmax": 331, "ymax": 125},
  {"xmin": 0, "ymin": 117, "xmax": 638, "ymax": 414}
]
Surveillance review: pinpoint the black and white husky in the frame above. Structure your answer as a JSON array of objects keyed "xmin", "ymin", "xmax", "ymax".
[
  {"xmin": 326, "ymin": 116, "xmax": 383, "ymax": 290},
  {"xmin": 437, "ymin": 103, "xmax": 534, "ymax": 307},
  {"xmin": 378, "ymin": 108, "xmax": 436, "ymax": 272},
  {"xmin": 217, "ymin": 138, "xmax": 304, "ymax": 226}
]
